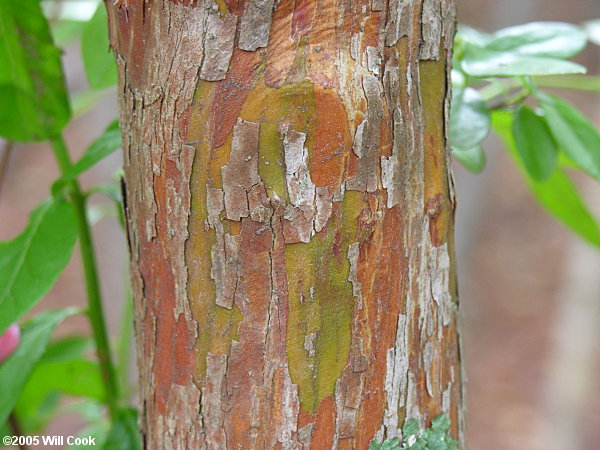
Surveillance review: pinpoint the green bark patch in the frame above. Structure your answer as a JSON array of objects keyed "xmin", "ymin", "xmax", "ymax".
[
  {"xmin": 240, "ymin": 80, "xmax": 317, "ymax": 202},
  {"xmin": 286, "ymin": 197, "xmax": 364, "ymax": 412},
  {"xmin": 258, "ymin": 121, "xmax": 288, "ymax": 201},
  {"xmin": 187, "ymin": 81, "xmax": 244, "ymax": 377}
]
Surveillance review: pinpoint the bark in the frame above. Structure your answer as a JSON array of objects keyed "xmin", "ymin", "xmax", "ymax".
[{"xmin": 107, "ymin": 0, "xmax": 464, "ymax": 448}]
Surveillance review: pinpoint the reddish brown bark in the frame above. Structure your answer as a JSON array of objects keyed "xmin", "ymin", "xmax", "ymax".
[{"xmin": 108, "ymin": 0, "xmax": 464, "ymax": 448}]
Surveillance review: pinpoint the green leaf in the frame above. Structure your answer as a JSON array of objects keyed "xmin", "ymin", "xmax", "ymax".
[
  {"xmin": 452, "ymin": 146, "xmax": 486, "ymax": 173},
  {"xmin": 431, "ymin": 414, "xmax": 451, "ymax": 431},
  {"xmin": 449, "ymin": 84, "xmax": 490, "ymax": 173},
  {"xmin": 461, "ymin": 44, "xmax": 587, "ymax": 77},
  {"xmin": 539, "ymin": 95, "xmax": 600, "ymax": 181},
  {"xmin": 402, "ymin": 418, "xmax": 421, "ymax": 442},
  {"xmin": 450, "ymin": 69, "xmax": 466, "ymax": 90},
  {"xmin": 401, "ymin": 415, "xmax": 457, "ymax": 450},
  {"xmin": 0, "ymin": 199, "xmax": 77, "ymax": 335},
  {"xmin": 15, "ymin": 335, "xmax": 95, "ymax": 432},
  {"xmin": 493, "ymin": 110, "xmax": 600, "ymax": 247},
  {"xmin": 487, "ymin": 22, "xmax": 587, "ymax": 59},
  {"xmin": 68, "ymin": 416, "xmax": 110, "ymax": 450},
  {"xmin": 0, "ymin": 308, "xmax": 75, "ymax": 424},
  {"xmin": 65, "ymin": 399, "xmax": 105, "ymax": 424},
  {"xmin": 70, "ymin": 120, "xmax": 121, "ymax": 175},
  {"xmin": 450, "ymin": 87, "xmax": 491, "ymax": 150},
  {"xmin": 53, "ymin": 120, "xmax": 121, "ymax": 194},
  {"xmin": 41, "ymin": 335, "xmax": 93, "ymax": 364},
  {"xmin": 82, "ymin": 3, "xmax": 117, "ymax": 90},
  {"xmin": 381, "ymin": 437, "xmax": 400, "ymax": 449},
  {"xmin": 23, "ymin": 359, "xmax": 104, "ymax": 401},
  {"xmin": 0, "ymin": 0, "xmax": 71, "ymax": 141},
  {"xmin": 583, "ymin": 19, "xmax": 600, "ymax": 46},
  {"xmin": 0, "ymin": 421, "xmax": 10, "ymax": 440},
  {"xmin": 557, "ymin": 151, "xmax": 580, "ymax": 170},
  {"xmin": 368, "ymin": 440, "xmax": 383, "ymax": 450},
  {"xmin": 14, "ymin": 357, "xmax": 103, "ymax": 430},
  {"xmin": 14, "ymin": 391, "xmax": 60, "ymax": 433},
  {"xmin": 102, "ymin": 408, "xmax": 141, "ymax": 450},
  {"xmin": 512, "ymin": 105, "xmax": 558, "ymax": 181},
  {"xmin": 455, "ymin": 25, "xmax": 491, "ymax": 47}
]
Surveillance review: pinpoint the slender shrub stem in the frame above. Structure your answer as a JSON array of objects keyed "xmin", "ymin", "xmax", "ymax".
[
  {"xmin": 117, "ymin": 271, "xmax": 133, "ymax": 401},
  {"xmin": 50, "ymin": 135, "xmax": 119, "ymax": 419}
]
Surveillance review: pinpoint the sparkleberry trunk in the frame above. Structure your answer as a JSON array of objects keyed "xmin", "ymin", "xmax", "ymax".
[{"xmin": 107, "ymin": 0, "xmax": 464, "ymax": 448}]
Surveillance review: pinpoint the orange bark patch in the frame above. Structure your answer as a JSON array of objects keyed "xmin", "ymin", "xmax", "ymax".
[
  {"xmin": 292, "ymin": 0, "xmax": 316, "ymax": 40},
  {"xmin": 310, "ymin": 396, "xmax": 336, "ymax": 449},
  {"xmin": 354, "ymin": 203, "xmax": 405, "ymax": 445},
  {"xmin": 222, "ymin": 219, "xmax": 274, "ymax": 446},
  {"xmin": 265, "ymin": 0, "xmax": 296, "ymax": 87},
  {"xmin": 362, "ymin": 12, "xmax": 382, "ymax": 48},
  {"xmin": 225, "ymin": 0, "xmax": 239, "ymax": 11},
  {"xmin": 210, "ymin": 47, "xmax": 262, "ymax": 148},
  {"xmin": 305, "ymin": 0, "xmax": 338, "ymax": 88},
  {"xmin": 111, "ymin": 2, "xmax": 147, "ymax": 89},
  {"xmin": 311, "ymin": 86, "xmax": 350, "ymax": 187},
  {"xmin": 141, "ymin": 159, "xmax": 198, "ymax": 415}
]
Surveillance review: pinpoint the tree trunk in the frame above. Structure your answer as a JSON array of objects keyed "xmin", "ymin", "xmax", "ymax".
[{"xmin": 107, "ymin": 0, "xmax": 464, "ymax": 448}]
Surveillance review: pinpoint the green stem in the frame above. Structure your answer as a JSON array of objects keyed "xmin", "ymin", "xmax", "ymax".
[
  {"xmin": 533, "ymin": 74, "xmax": 600, "ymax": 92},
  {"xmin": 503, "ymin": 88, "xmax": 529, "ymax": 107},
  {"xmin": 520, "ymin": 76, "xmax": 538, "ymax": 96},
  {"xmin": 117, "ymin": 274, "xmax": 133, "ymax": 401},
  {"xmin": 485, "ymin": 87, "xmax": 528, "ymax": 111},
  {"xmin": 8, "ymin": 413, "xmax": 28, "ymax": 450},
  {"xmin": 478, "ymin": 75, "xmax": 600, "ymax": 105},
  {"xmin": 478, "ymin": 78, "xmax": 521, "ymax": 102},
  {"xmin": 50, "ymin": 135, "xmax": 119, "ymax": 419}
]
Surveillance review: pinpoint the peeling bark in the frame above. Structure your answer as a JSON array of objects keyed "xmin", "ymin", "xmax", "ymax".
[
  {"xmin": 222, "ymin": 119, "xmax": 261, "ymax": 221},
  {"xmin": 200, "ymin": 9, "xmax": 236, "ymax": 81},
  {"xmin": 107, "ymin": 0, "xmax": 464, "ymax": 448},
  {"xmin": 239, "ymin": 0, "xmax": 275, "ymax": 51}
]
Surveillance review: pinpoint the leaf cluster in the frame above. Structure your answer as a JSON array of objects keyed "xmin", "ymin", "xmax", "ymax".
[
  {"xmin": 369, "ymin": 414, "xmax": 458, "ymax": 450},
  {"xmin": 451, "ymin": 21, "xmax": 600, "ymax": 246}
]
